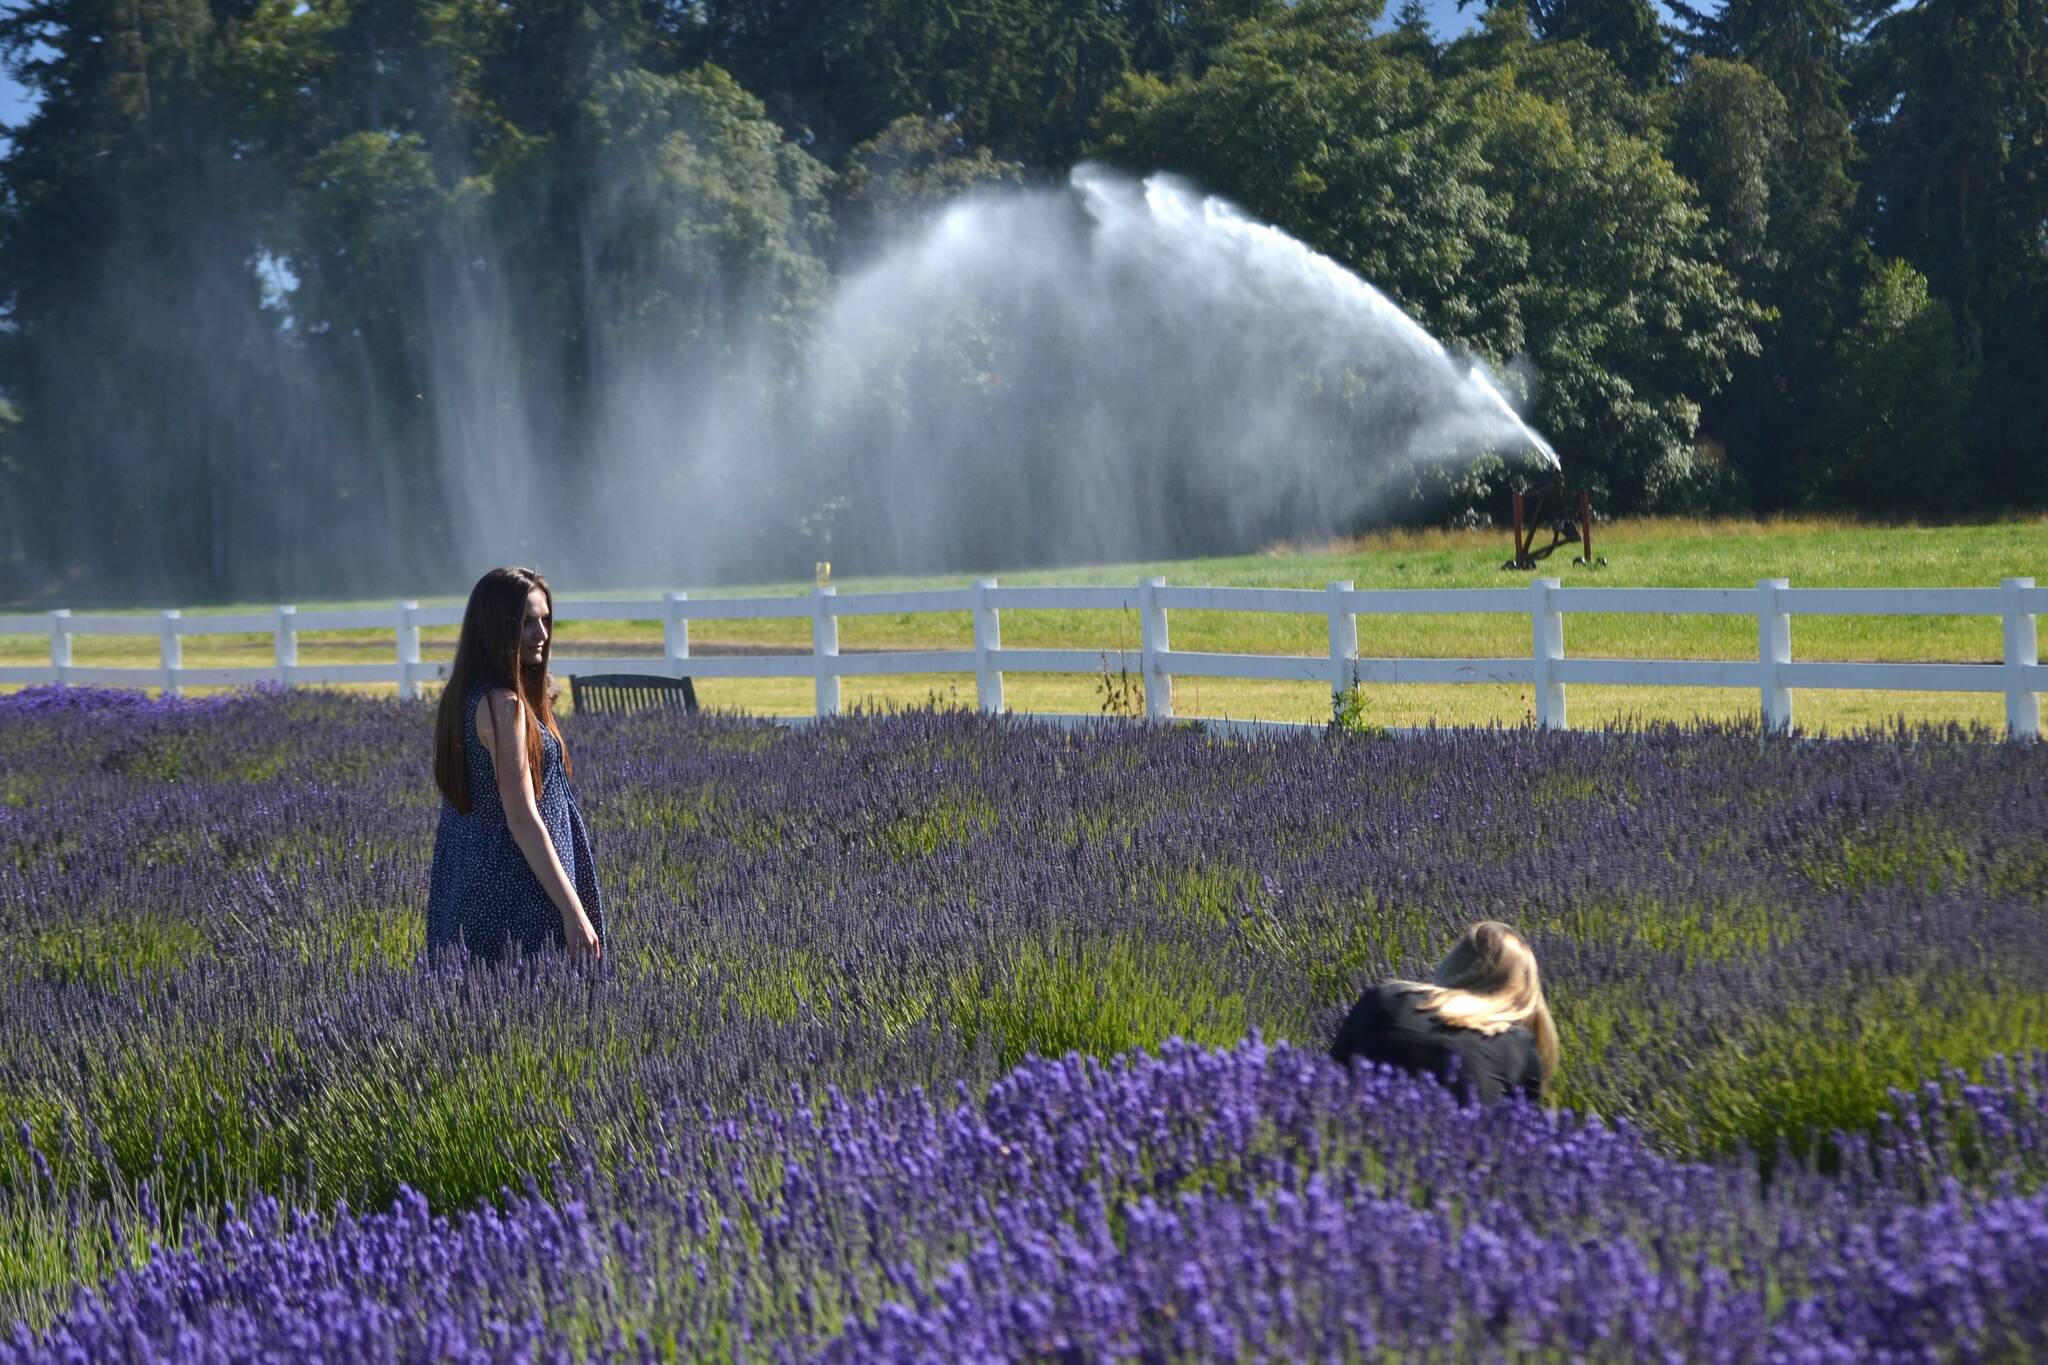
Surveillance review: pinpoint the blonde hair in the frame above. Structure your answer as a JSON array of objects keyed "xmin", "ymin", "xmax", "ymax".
[{"xmin": 1399, "ymin": 921, "xmax": 1559, "ymax": 1090}]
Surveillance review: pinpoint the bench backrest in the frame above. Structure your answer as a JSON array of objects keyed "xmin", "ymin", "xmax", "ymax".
[{"xmin": 567, "ymin": 673, "xmax": 700, "ymax": 716}]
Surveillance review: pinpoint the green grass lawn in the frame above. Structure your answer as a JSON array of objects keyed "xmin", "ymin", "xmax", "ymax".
[{"xmin": 5, "ymin": 515, "xmax": 2044, "ymax": 731}]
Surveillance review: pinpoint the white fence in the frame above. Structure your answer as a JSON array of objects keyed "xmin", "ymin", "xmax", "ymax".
[{"xmin": 2, "ymin": 576, "xmax": 2041, "ymax": 738}]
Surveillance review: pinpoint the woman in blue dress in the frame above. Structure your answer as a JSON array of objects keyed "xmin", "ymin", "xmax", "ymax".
[{"xmin": 427, "ymin": 566, "xmax": 604, "ymax": 962}]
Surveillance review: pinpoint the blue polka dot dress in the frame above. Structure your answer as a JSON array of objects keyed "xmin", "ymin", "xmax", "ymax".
[{"xmin": 427, "ymin": 681, "xmax": 606, "ymax": 961}]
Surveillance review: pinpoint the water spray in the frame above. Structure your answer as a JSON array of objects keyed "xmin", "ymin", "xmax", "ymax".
[{"xmin": 1467, "ymin": 366, "xmax": 1559, "ymax": 469}]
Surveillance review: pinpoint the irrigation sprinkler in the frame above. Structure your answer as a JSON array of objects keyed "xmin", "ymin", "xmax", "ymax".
[{"xmin": 1504, "ymin": 486, "xmax": 1605, "ymax": 571}]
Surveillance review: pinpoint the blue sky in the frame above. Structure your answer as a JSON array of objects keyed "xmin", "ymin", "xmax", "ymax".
[
  {"xmin": 1412, "ymin": 0, "xmax": 1699, "ymax": 35},
  {"xmin": 1, "ymin": 70, "xmax": 29, "ymax": 133},
  {"xmin": 0, "ymin": 2, "xmax": 1709, "ymax": 137}
]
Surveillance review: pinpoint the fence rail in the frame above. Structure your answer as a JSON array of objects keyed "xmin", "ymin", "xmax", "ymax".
[{"xmin": 2, "ymin": 577, "xmax": 2040, "ymax": 738}]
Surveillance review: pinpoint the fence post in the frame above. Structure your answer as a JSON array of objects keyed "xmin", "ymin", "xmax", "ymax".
[
  {"xmin": 1139, "ymin": 576, "xmax": 1171, "ymax": 721},
  {"xmin": 2004, "ymin": 577, "xmax": 2039, "ymax": 741},
  {"xmin": 275, "ymin": 606, "xmax": 298, "ymax": 686},
  {"xmin": 811, "ymin": 584, "xmax": 840, "ymax": 718},
  {"xmin": 49, "ymin": 609, "xmax": 71, "ymax": 687},
  {"xmin": 1326, "ymin": 580, "xmax": 1357, "ymax": 713},
  {"xmin": 974, "ymin": 578, "xmax": 1004, "ymax": 714},
  {"xmin": 159, "ymin": 610, "xmax": 183, "ymax": 699},
  {"xmin": 397, "ymin": 601, "xmax": 421, "ymax": 700},
  {"xmin": 1757, "ymin": 577, "xmax": 1792, "ymax": 734},
  {"xmin": 664, "ymin": 592, "xmax": 690, "ymax": 678},
  {"xmin": 1530, "ymin": 577, "xmax": 1566, "ymax": 730}
]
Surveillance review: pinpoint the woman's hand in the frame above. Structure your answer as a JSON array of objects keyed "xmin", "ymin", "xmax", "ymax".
[{"xmin": 563, "ymin": 907, "xmax": 601, "ymax": 961}]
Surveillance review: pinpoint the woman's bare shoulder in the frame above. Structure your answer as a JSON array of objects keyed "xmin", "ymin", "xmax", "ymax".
[{"xmin": 474, "ymin": 685, "xmax": 520, "ymax": 745}]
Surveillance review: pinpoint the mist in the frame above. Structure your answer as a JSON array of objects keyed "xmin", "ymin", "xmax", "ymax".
[
  {"xmin": 13, "ymin": 151, "xmax": 1557, "ymax": 605},
  {"xmin": 559, "ymin": 165, "xmax": 1554, "ymax": 591}
]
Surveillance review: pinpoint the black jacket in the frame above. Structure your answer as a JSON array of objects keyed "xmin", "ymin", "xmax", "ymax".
[{"xmin": 1330, "ymin": 983, "xmax": 1544, "ymax": 1104}]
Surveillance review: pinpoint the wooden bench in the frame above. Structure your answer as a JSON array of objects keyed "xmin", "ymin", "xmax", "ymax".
[{"xmin": 567, "ymin": 673, "xmax": 699, "ymax": 716}]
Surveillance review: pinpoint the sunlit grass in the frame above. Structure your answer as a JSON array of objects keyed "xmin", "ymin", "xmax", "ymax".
[
  {"xmin": 949, "ymin": 933, "xmax": 1251, "ymax": 1070},
  {"xmin": 1554, "ymin": 975, "xmax": 2048, "ymax": 1172}
]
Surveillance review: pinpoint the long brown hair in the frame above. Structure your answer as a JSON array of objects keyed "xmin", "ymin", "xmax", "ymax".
[
  {"xmin": 433, "ymin": 566, "xmax": 572, "ymax": 813},
  {"xmin": 1398, "ymin": 921, "xmax": 1559, "ymax": 1091}
]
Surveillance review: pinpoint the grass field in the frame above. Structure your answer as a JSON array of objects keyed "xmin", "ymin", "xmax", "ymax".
[{"xmin": 5, "ymin": 516, "xmax": 2044, "ymax": 731}]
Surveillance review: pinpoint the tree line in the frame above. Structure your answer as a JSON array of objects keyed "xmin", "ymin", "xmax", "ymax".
[{"xmin": 1, "ymin": 0, "xmax": 2043, "ymax": 601}]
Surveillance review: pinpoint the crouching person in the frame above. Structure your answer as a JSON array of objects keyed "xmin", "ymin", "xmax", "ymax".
[{"xmin": 1330, "ymin": 921, "xmax": 1556, "ymax": 1104}]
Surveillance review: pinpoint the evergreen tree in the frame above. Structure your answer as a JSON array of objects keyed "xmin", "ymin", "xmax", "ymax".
[
  {"xmin": 1524, "ymin": 0, "xmax": 1670, "ymax": 86},
  {"xmin": 668, "ymin": 0, "xmax": 1275, "ymax": 173},
  {"xmin": 1121, "ymin": 0, "xmax": 1284, "ymax": 80},
  {"xmin": 1668, "ymin": 57, "xmax": 1789, "ymax": 284},
  {"xmin": 1680, "ymin": 0, "xmax": 1858, "ymax": 305},
  {"xmin": 1810, "ymin": 260, "xmax": 1975, "ymax": 508},
  {"xmin": 1667, "ymin": 0, "xmax": 1863, "ymax": 509},
  {"xmin": 1857, "ymin": 0, "xmax": 2048, "ymax": 503},
  {"xmin": 0, "ymin": 0, "xmax": 307, "ymax": 597},
  {"xmin": 1387, "ymin": 0, "xmax": 1438, "ymax": 66},
  {"xmin": 669, "ymin": 0, "xmax": 1014, "ymax": 164}
]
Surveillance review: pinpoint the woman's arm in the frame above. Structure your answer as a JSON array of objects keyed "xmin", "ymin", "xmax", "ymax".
[{"xmin": 479, "ymin": 689, "xmax": 601, "ymax": 959}]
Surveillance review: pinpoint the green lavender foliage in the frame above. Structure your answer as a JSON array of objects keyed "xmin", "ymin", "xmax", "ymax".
[{"xmin": 1, "ymin": 685, "xmax": 2045, "ymax": 1323}]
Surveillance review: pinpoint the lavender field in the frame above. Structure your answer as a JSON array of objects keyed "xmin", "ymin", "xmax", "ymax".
[{"xmin": 3, "ymin": 686, "xmax": 2046, "ymax": 1359}]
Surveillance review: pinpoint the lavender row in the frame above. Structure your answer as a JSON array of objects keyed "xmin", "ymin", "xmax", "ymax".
[
  {"xmin": 2, "ymin": 687, "xmax": 2046, "ymax": 1316},
  {"xmin": 12, "ymin": 1040, "xmax": 2048, "ymax": 1362},
  {"xmin": 5, "ymin": 687, "xmax": 2044, "ymax": 1114}
]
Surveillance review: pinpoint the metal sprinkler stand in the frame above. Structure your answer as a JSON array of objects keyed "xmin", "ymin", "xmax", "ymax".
[{"xmin": 1504, "ymin": 487, "xmax": 1605, "ymax": 570}]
